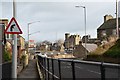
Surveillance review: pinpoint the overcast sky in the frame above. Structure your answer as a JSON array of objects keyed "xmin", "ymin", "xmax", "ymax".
[{"xmin": 0, "ymin": 0, "xmax": 120, "ymax": 42}]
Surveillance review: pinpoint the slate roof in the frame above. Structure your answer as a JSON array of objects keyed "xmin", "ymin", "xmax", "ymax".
[
  {"xmin": 97, "ymin": 18, "xmax": 120, "ymax": 30},
  {"xmin": 82, "ymin": 43, "xmax": 98, "ymax": 52}
]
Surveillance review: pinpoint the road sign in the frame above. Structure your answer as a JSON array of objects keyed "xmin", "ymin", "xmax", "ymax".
[{"xmin": 5, "ymin": 17, "xmax": 22, "ymax": 34}]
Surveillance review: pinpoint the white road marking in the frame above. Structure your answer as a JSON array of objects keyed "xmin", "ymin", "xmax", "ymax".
[
  {"xmin": 75, "ymin": 65, "xmax": 101, "ymax": 75},
  {"xmin": 61, "ymin": 66, "xmax": 71, "ymax": 69},
  {"xmin": 75, "ymin": 66, "xmax": 83, "ymax": 69},
  {"xmin": 87, "ymin": 69, "xmax": 101, "ymax": 74},
  {"xmin": 62, "ymin": 63, "xmax": 101, "ymax": 75}
]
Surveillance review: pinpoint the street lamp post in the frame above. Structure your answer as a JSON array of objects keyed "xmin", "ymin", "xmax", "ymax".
[
  {"xmin": 28, "ymin": 21, "xmax": 40, "ymax": 53},
  {"xmin": 75, "ymin": 5, "xmax": 87, "ymax": 57},
  {"xmin": 29, "ymin": 31, "xmax": 40, "ymax": 36},
  {"xmin": 116, "ymin": 0, "xmax": 119, "ymax": 39},
  {"xmin": 28, "ymin": 31, "xmax": 40, "ymax": 50}
]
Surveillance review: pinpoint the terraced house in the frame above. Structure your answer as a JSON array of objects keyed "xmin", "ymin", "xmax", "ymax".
[
  {"xmin": 0, "ymin": 19, "xmax": 25, "ymax": 62},
  {"xmin": 97, "ymin": 15, "xmax": 120, "ymax": 42}
]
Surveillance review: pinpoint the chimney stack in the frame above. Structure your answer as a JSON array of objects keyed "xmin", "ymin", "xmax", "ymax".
[
  {"xmin": 65, "ymin": 33, "xmax": 70, "ymax": 40},
  {"xmin": 104, "ymin": 15, "xmax": 113, "ymax": 22}
]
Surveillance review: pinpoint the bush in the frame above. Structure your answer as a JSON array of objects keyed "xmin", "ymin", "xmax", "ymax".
[
  {"xmin": 103, "ymin": 39, "xmax": 120, "ymax": 58},
  {"xmin": 3, "ymin": 49, "xmax": 11, "ymax": 62},
  {"xmin": 104, "ymin": 49, "xmax": 120, "ymax": 58},
  {"xmin": 21, "ymin": 55, "xmax": 26, "ymax": 60}
]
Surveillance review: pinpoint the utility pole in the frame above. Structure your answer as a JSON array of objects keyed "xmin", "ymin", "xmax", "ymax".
[
  {"xmin": 0, "ymin": 23, "xmax": 4, "ymax": 80},
  {"xmin": 75, "ymin": 5, "xmax": 87, "ymax": 57},
  {"xmin": 28, "ymin": 21, "xmax": 40, "ymax": 54},
  {"xmin": 27, "ymin": 24, "xmax": 29, "ymax": 67},
  {"xmin": 12, "ymin": 0, "xmax": 17, "ymax": 78},
  {"xmin": 116, "ymin": 0, "xmax": 119, "ymax": 39}
]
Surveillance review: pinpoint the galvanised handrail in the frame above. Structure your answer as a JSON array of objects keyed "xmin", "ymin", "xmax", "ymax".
[
  {"xmin": 37, "ymin": 55, "xmax": 120, "ymax": 80},
  {"xmin": 58, "ymin": 58, "xmax": 120, "ymax": 68}
]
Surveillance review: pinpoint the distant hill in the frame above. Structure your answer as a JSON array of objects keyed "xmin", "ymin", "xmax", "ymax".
[{"xmin": 103, "ymin": 39, "xmax": 120, "ymax": 58}]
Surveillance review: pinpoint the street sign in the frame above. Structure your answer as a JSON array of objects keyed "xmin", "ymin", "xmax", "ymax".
[{"xmin": 5, "ymin": 17, "xmax": 22, "ymax": 34}]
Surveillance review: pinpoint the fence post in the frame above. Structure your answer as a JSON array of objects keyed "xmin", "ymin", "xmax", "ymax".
[
  {"xmin": 100, "ymin": 62, "xmax": 105, "ymax": 80},
  {"xmin": 42, "ymin": 56, "xmax": 44, "ymax": 66},
  {"xmin": 118, "ymin": 65, "xmax": 120, "ymax": 79},
  {"xmin": 58, "ymin": 59, "xmax": 61, "ymax": 80},
  {"xmin": 51, "ymin": 59, "xmax": 54, "ymax": 80},
  {"xmin": 42, "ymin": 57, "xmax": 45, "ymax": 79},
  {"xmin": 71, "ymin": 61, "xmax": 75, "ymax": 80},
  {"xmin": 47, "ymin": 58, "xmax": 49, "ymax": 80},
  {"xmin": 44, "ymin": 57, "xmax": 47, "ymax": 80}
]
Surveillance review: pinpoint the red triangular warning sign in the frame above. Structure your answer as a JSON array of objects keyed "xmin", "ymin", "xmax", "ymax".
[{"xmin": 5, "ymin": 17, "xmax": 22, "ymax": 34}]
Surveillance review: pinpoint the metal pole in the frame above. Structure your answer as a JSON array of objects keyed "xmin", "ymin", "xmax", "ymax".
[
  {"xmin": 51, "ymin": 59, "xmax": 54, "ymax": 80},
  {"xmin": 43, "ymin": 57, "xmax": 46, "ymax": 79},
  {"xmin": 12, "ymin": 0, "xmax": 17, "ymax": 78},
  {"xmin": 12, "ymin": 34, "xmax": 17, "ymax": 78},
  {"xmin": 75, "ymin": 6, "xmax": 87, "ymax": 57},
  {"xmin": 58, "ymin": 59, "xmax": 61, "ymax": 80},
  {"xmin": 117, "ymin": 1, "xmax": 120, "ymax": 79},
  {"xmin": 71, "ymin": 61, "xmax": 75, "ymax": 80},
  {"xmin": 56, "ymin": 32, "xmax": 57, "ymax": 42},
  {"xmin": 100, "ymin": 62, "xmax": 105, "ymax": 80},
  {"xmin": 47, "ymin": 58, "xmax": 50, "ymax": 80},
  {"xmin": 84, "ymin": 7, "xmax": 87, "ymax": 57},
  {"xmin": 28, "ymin": 23, "xmax": 29, "ymax": 54},
  {"xmin": 116, "ymin": 0, "xmax": 119, "ymax": 39},
  {"xmin": 0, "ymin": 23, "xmax": 4, "ymax": 80},
  {"xmin": 27, "ymin": 21, "xmax": 40, "ymax": 54}
]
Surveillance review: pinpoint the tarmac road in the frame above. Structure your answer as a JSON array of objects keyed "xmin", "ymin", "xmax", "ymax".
[{"xmin": 46, "ymin": 59, "xmax": 120, "ymax": 79}]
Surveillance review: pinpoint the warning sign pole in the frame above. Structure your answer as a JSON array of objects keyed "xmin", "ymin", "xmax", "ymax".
[{"xmin": 12, "ymin": 0, "xmax": 17, "ymax": 78}]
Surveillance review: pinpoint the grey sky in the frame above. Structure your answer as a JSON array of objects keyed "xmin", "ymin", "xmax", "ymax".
[{"xmin": 0, "ymin": 0, "xmax": 119, "ymax": 42}]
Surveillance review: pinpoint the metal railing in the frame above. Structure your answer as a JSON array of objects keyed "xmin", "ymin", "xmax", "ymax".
[
  {"xmin": 37, "ymin": 55, "xmax": 120, "ymax": 80},
  {"xmin": 2, "ymin": 61, "xmax": 12, "ymax": 79}
]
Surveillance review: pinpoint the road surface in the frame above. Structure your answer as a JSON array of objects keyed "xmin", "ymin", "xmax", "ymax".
[
  {"xmin": 45, "ymin": 59, "xmax": 119, "ymax": 79},
  {"xmin": 0, "ymin": 64, "xmax": 2, "ymax": 79}
]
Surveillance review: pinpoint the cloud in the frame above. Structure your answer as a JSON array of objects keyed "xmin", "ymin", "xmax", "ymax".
[
  {"xmin": 1, "ymin": 1, "xmax": 116, "ymax": 42},
  {"xmin": 1, "ymin": 0, "xmax": 116, "ymax": 2}
]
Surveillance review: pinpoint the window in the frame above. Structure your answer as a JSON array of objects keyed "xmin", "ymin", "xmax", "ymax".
[
  {"xmin": 101, "ymin": 30, "xmax": 106, "ymax": 36},
  {"xmin": 112, "ymin": 29, "xmax": 116, "ymax": 35},
  {"xmin": 6, "ymin": 34, "xmax": 12, "ymax": 39},
  {"xmin": 6, "ymin": 34, "xmax": 9, "ymax": 39},
  {"xmin": 10, "ymin": 34, "xmax": 13, "ymax": 39}
]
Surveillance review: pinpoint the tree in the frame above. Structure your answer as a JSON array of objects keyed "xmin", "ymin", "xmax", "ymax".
[{"xmin": 56, "ymin": 39, "xmax": 64, "ymax": 46}]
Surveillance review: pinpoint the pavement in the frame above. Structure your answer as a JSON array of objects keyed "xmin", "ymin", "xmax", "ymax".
[
  {"xmin": 17, "ymin": 64, "xmax": 23, "ymax": 75},
  {"xmin": 17, "ymin": 59, "xmax": 40, "ymax": 80}
]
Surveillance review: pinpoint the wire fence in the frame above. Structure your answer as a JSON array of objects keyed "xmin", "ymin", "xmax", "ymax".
[{"xmin": 37, "ymin": 55, "xmax": 120, "ymax": 80}]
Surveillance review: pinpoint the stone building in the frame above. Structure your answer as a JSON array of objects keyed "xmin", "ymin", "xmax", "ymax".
[
  {"xmin": 64, "ymin": 33, "xmax": 81, "ymax": 53},
  {"xmin": 82, "ymin": 35, "xmax": 101, "ymax": 45},
  {"xmin": 97, "ymin": 15, "xmax": 120, "ymax": 42},
  {"xmin": 0, "ymin": 19, "xmax": 13, "ymax": 40},
  {"xmin": 39, "ymin": 44, "xmax": 48, "ymax": 51},
  {"xmin": 73, "ymin": 41, "xmax": 97, "ymax": 58},
  {"xmin": 51, "ymin": 43, "xmax": 64, "ymax": 52},
  {"xmin": 17, "ymin": 35, "xmax": 25, "ymax": 59},
  {"xmin": 0, "ymin": 19, "xmax": 25, "ymax": 62},
  {"xmin": 0, "ymin": 19, "xmax": 9, "ymax": 62}
]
